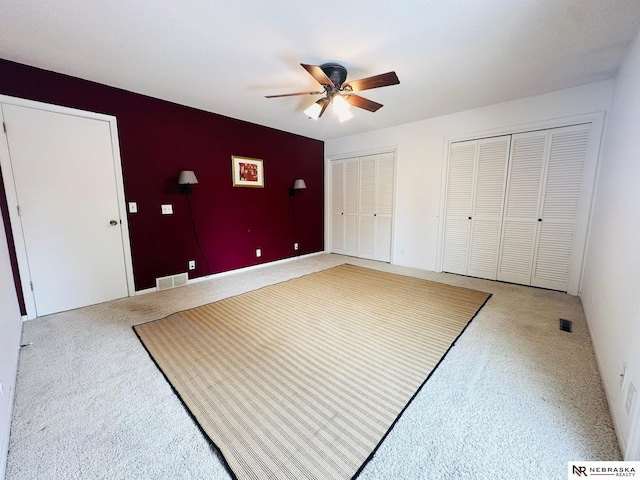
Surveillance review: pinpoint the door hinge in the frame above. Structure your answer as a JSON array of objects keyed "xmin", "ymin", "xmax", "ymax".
[
  {"xmin": 30, "ymin": 281, "xmax": 34, "ymax": 291},
  {"xmin": 17, "ymin": 205, "xmax": 21, "ymax": 216},
  {"xmin": 2, "ymin": 122, "xmax": 6, "ymax": 134}
]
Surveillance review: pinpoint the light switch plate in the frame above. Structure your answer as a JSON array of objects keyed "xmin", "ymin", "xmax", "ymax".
[
  {"xmin": 256, "ymin": 248, "xmax": 262, "ymax": 257},
  {"xmin": 128, "ymin": 202, "xmax": 138, "ymax": 213},
  {"xmin": 161, "ymin": 204, "xmax": 173, "ymax": 215}
]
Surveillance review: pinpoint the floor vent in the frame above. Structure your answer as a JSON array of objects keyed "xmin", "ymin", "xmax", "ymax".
[
  {"xmin": 156, "ymin": 272, "xmax": 188, "ymax": 291},
  {"xmin": 559, "ymin": 318, "xmax": 573, "ymax": 333}
]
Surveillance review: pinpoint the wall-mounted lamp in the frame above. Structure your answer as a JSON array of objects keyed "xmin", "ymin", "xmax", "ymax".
[
  {"xmin": 178, "ymin": 170, "xmax": 199, "ymax": 195},
  {"xmin": 289, "ymin": 179, "xmax": 307, "ymax": 197}
]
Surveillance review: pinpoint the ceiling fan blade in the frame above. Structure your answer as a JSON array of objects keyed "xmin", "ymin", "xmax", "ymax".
[
  {"xmin": 345, "ymin": 94, "xmax": 383, "ymax": 112},
  {"xmin": 301, "ymin": 63, "xmax": 335, "ymax": 88},
  {"xmin": 265, "ymin": 90, "xmax": 324, "ymax": 98},
  {"xmin": 343, "ymin": 71, "xmax": 399, "ymax": 92}
]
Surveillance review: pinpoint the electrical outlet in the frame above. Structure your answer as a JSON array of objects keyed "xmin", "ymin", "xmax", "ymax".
[
  {"xmin": 620, "ymin": 364, "xmax": 628, "ymax": 389},
  {"xmin": 256, "ymin": 248, "xmax": 261, "ymax": 257},
  {"xmin": 626, "ymin": 383, "xmax": 636, "ymax": 415},
  {"xmin": 161, "ymin": 204, "xmax": 173, "ymax": 215},
  {"xmin": 294, "ymin": 243, "xmax": 299, "ymax": 250},
  {"xmin": 188, "ymin": 260, "xmax": 195, "ymax": 270}
]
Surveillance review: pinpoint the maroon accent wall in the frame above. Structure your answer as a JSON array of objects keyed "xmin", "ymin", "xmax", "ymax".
[
  {"xmin": 0, "ymin": 167, "xmax": 25, "ymax": 313},
  {"xmin": 0, "ymin": 59, "xmax": 324, "ymax": 292}
]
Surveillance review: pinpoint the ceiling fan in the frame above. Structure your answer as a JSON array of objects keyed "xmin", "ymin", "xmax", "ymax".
[{"xmin": 265, "ymin": 63, "xmax": 400, "ymax": 121}]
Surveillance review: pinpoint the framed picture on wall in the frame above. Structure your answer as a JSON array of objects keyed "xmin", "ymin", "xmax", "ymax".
[{"xmin": 232, "ymin": 156, "xmax": 264, "ymax": 188}]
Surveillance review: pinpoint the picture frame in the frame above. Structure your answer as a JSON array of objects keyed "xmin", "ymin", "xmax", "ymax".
[{"xmin": 232, "ymin": 155, "xmax": 264, "ymax": 188}]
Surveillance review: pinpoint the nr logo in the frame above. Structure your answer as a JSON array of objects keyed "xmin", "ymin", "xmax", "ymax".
[{"xmin": 572, "ymin": 465, "xmax": 588, "ymax": 476}]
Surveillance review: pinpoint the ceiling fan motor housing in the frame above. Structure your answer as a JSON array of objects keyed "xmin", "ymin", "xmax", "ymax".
[{"xmin": 320, "ymin": 63, "xmax": 348, "ymax": 89}]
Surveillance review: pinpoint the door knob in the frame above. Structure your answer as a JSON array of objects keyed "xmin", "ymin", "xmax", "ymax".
[{"xmin": 110, "ymin": 220, "xmax": 118, "ymax": 226}]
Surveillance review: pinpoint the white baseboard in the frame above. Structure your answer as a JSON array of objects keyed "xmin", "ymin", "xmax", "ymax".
[{"xmin": 135, "ymin": 252, "xmax": 325, "ymax": 295}]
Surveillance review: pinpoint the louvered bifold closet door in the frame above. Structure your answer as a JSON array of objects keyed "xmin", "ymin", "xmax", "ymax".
[
  {"xmin": 330, "ymin": 161, "xmax": 345, "ymax": 253},
  {"xmin": 442, "ymin": 140, "xmax": 477, "ymax": 275},
  {"xmin": 497, "ymin": 131, "xmax": 549, "ymax": 285},
  {"xmin": 530, "ymin": 124, "xmax": 590, "ymax": 291},
  {"xmin": 467, "ymin": 136, "xmax": 511, "ymax": 280},
  {"xmin": 343, "ymin": 159, "xmax": 360, "ymax": 257},
  {"xmin": 358, "ymin": 155, "xmax": 376, "ymax": 259},
  {"xmin": 373, "ymin": 153, "xmax": 395, "ymax": 262}
]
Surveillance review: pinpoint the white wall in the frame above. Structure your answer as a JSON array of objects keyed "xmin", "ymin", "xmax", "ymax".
[
  {"xmin": 326, "ymin": 80, "xmax": 614, "ymax": 273},
  {"xmin": 0, "ymin": 214, "xmax": 22, "ymax": 478},
  {"xmin": 580, "ymin": 26, "xmax": 640, "ymax": 456}
]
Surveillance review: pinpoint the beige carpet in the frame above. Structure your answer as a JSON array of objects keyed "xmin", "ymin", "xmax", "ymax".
[{"xmin": 134, "ymin": 264, "xmax": 491, "ymax": 480}]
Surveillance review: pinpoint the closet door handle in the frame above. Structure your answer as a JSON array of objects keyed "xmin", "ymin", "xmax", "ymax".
[
  {"xmin": 468, "ymin": 216, "xmax": 472, "ymax": 220},
  {"xmin": 538, "ymin": 218, "xmax": 542, "ymax": 222}
]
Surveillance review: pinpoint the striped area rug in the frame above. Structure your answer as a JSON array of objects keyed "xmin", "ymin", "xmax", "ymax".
[{"xmin": 134, "ymin": 264, "xmax": 491, "ymax": 479}]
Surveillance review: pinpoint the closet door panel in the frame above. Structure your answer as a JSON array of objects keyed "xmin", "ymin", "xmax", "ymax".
[
  {"xmin": 497, "ymin": 131, "xmax": 548, "ymax": 285},
  {"xmin": 375, "ymin": 153, "xmax": 395, "ymax": 215},
  {"xmin": 358, "ymin": 215, "xmax": 375, "ymax": 259},
  {"xmin": 358, "ymin": 156, "xmax": 376, "ymax": 259},
  {"xmin": 330, "ymin": 161, "xmax": 345, "ymax": 253},
  {"xmin": 359, "ymin": 156, "xmax": 376, "ymax": 215},
  {"xmin": 531, "ymin": 124, "xmax": 590, "ymax": 290},
  {"xmin": 343, "ymin": 159, "xmax": 359, "ymax": 256},
  {"xmin": 467, "ymin": 136, "xmax": 510, "ymax": 279},
  {"xmin": 473, "ymin": 137, "xmax": 510, "ymax": 218},
  {"xmin": 374, "ymin": 153, "xmax": 395, "ymax": 261},
  {"xmin": 497, "ymin": 221, "xmax": 538, "ymax": 284},
  {"xmin": 442, "ymin": 218, "xmax": 471, "ymax": 275},
  {"xmin": 445, "ymin": 141, "xmax": 476, "ymax": 216},
  {"xmin": 374, "ymin": 216, "xmax": 393, "ymax": 262},
  {"xmin": 531, "ymin": 222, "xmax": 575, "ymax": 290},
  {"xmin": 331, "ymin": 214, "xmax": 343, "ymax": 252},
  {"xmin": 344, "ymin": 216, "xmax": 359, "ymax": 257},
  {"xmin": 467, "ymin": 220, "xmax": 503, "ymax": 279},
  {"xmin": 442, "ymin": 140, "xmax": 477, "ymax": 274},
  {"xmin": 503, "ymin": 132, "xmax": 547, "ymax": 219}
]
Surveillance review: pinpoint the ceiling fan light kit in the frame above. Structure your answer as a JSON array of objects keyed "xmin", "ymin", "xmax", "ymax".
[
  {"xmin": 303, "ymin": 99, "xmax": 325, "ymax": 119},
  {"xmin": 266, "ymin": 62, "xmax": 399, "ymax": 122}
]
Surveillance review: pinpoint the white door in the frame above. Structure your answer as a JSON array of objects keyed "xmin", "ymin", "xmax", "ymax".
[{"xmin": 1, "ymin": 102, "xmax": 129, "ymax": 316}]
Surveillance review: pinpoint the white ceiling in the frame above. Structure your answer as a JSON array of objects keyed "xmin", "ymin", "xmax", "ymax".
[{"xmin": 2, "ymin": 0, "xmax": 640, "ymax": 141}]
